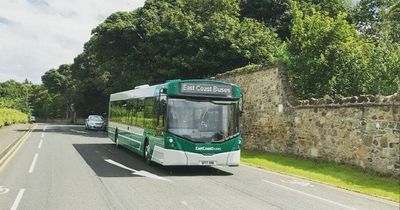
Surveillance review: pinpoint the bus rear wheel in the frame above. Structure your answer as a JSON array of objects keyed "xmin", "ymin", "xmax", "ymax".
[
  {"xmin": 144, "ymin": 140, "xmax": 151, "ymax": 165},
  {"xmin": 115, "ymin": 129, "xmax": 119, "ymax": 148}
]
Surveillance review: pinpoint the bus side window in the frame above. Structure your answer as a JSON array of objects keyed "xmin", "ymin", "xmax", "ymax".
[
  {"xmin": 136, "ymin": 98, "xmax": 144, "ymax": 127},
  {"xmin": 130, "ymin": 99, "xmax": 137, "ymax": 126},
  {"xmin": 127, "ymin": 100, "xmax": 134, "ymax": 126},
  {"xmin": 114, "ymin": 101, "xmax": 125, "ymax": 124},
  {"xmin": 121, "ymin": 101, "xmax": 128, "ymax": 124},
  {"xmin": 109, "ymin": 101, "xmax": 114, "ymax": 122},
  {"xmin": 144, "ymin": 98, "xmax": 156, "ymax": 130},
  {"xmin": 157, "ymin": 96, "xmax": 166, "ymax": 128}
]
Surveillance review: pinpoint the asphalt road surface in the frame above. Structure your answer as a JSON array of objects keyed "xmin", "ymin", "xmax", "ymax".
[{"xmin": 0, "ymin": 124, "xmax": 398, "ymax": 210}]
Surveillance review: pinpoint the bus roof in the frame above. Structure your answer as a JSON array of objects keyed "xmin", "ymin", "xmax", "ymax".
[
  {"xmin": 110, "ymin": 83, "xmax": 166, "ymax": 101},
  {"xmin": 110, "ymin": 79, "xmax": 240, "ymax": 101}
]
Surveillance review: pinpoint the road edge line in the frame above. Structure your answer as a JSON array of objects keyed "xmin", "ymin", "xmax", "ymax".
[
  {"xmin": 0, "ymin": 124, "xmax": 36, "ymax": 170},
  {"xmin": 240, "ymin": 162, "xmax": 400, "ymax": 206}
]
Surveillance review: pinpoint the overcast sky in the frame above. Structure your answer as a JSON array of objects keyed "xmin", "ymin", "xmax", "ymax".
[{"xmin": 0, "ymin": 0, "xmax": 145, "ymax": 84}]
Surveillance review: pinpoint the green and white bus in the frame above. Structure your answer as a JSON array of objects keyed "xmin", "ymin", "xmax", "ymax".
[{"xmin": 108, "ymin": 80, "xmax": 242, "ymax": 166}]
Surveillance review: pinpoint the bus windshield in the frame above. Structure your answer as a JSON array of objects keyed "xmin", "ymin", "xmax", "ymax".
[{"xmin": 167, "ymin": 98, "xmax": 239, "ymax": 142}]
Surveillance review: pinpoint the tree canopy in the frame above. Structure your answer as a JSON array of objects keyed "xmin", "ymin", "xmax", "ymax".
[
  {"xmin": 29, "ymin": 0, "xmax": 399, "ymax": 119},
  {"xmin": 63, "ymin": 0, "xmax": 283, "ymax": 117}
]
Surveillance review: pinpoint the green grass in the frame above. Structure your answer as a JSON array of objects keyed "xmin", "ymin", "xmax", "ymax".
[{"xmin": 241, "ymin": 150, "xmax": 400, "ymax": 201}]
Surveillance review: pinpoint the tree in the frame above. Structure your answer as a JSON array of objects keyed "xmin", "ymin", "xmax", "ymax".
[
  {"xmin": 239, "ymin": 0, "xmax": 353, "ymax": 40},
  {"xmin": 42, "ymin": 64, "xmax": 75, "ymax": 119},
  {"xmin": 352, "ymin": 0, "xmax": 397, "ymax": 40},
  {"xmin": 365, "ymin": 41, "xmax": 400, "ymax": 95},
  {"xmin": 30, "ymin": 85, "xmax": 64, "ymax": 119},
  {"xmin": 387, "ymin": 1, "xmax": 400, "ymax": 42},
  {"xmin": 286, "ymin": 5, "xmax": 374, "ymax": 98},
  {"xmin": 0, "ymin": 80, "xmax": 32, "ymax": 113}
]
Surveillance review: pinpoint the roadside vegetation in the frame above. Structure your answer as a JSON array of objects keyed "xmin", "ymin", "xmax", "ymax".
[
  {"xmin": 241, "ymin": 150, "xmax": 400, "ymax": 201},
  {"xmin": 0, "ymin": 109, "xmax": 28, "ymax": 128},
  {"xmin": 0, "ymin": 80, "xmax": 30, "ymax": 127}
]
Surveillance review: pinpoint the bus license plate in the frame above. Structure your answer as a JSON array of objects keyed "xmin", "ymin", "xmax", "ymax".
[{"xmin": 200, "ymin": 161, "xmax": 216, "ymax": 166}]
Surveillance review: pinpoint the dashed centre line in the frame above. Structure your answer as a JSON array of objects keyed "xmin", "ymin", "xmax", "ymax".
[
  {"xmin": 38, "ymin": 139, "xmax": 43, "ymax": 149},
  {"xmin": 10, "ymin": 126, "xmax": 46, "ymax": 209},
  {"xmin": 28, "ymin": 153, "xmax": 38, "ymax": 174},
  {"xmin": 10, "ymin": 188, "xmax": 25, "ymax": 210}
]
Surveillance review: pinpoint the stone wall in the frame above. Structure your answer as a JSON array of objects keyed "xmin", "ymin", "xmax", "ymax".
[{"xmin": 213, "ymin": 65, "xmax": 400, "ymax": 177}]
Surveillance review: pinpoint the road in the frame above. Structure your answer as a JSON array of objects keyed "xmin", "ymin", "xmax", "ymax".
[{"xmin": 0, "ymin": 124, "xmax": 398, "ymax": 210}]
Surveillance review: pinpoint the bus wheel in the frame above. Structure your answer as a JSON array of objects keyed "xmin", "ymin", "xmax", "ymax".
[
  {"xmin": 115, "ymin": 129, "xmax": 119, "ymax": 148},
  {"xmin": 144, "ymin": 140, "xmax": 151, "ymax": 164}
]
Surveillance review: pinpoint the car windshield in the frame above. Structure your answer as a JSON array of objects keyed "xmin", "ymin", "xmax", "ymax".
[
  {"xmin": 89, "ymin": 116, "xmax": 103, "ymax": 121},
  {"xmin": 167, "ymin": 98, "xmax": 239, "ymax": 142}
]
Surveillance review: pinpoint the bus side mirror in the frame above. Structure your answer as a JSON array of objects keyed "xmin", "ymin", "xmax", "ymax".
[{"xmin": 239, "ymin": 93, "xmax": 244, "ymax": 116}]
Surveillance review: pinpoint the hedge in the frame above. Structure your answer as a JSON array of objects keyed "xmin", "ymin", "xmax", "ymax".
[{"xmin": 0, "ymin": 108, "xmax": 28, "ymax": 127}]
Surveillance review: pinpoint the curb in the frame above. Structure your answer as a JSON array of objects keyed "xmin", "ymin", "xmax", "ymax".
[{"xmin": 0, "ymin": 124, "xmax": 35, "ymax": 166}]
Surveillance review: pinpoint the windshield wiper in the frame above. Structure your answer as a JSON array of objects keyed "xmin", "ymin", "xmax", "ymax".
[{"xmin": 211, "ymin": 100, "xmax": 237, "ymax": 105}]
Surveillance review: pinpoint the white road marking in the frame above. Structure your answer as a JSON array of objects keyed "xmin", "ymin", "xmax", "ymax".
[
  {"xmin": 104, "ymin": 159, "xmax": 171, "ymax": 182},
  {"xmin": 38, "ymin": 139, "xmax": 43, "ymax": 149},
  {"xmin": 262, "ymin": 179, "xmax": 358, "ymax": 210},
  {"xmin": 43, "ymin": 125, "xmax": 47, "ymax": 131},
  {"xmin": 28, "ymin": 154, "xmax": 39, "ymax": 174},
  {"xmin": 105, "ymin": 159, "xmax": 135, "ymax": 172},
  {"xmin": 243, "ymin": 164, "xmax": 399, "ymax": 207},
  {"xmin": 70, "ymin": 129, "xmax": 86, "ymax": 134},
  {"xmin": 0, "ymin": 186, "xmax": 9, "ymax": 194},
  {"xmin": 41, "ymin": 132, "xmax": 44, "ymax": 138},
  {"xmin": 10, "ymin": 188, "xmax": 25, "ymax": 210},
  {"xmin": 281, "ymin": 179, "xmax": 314, "ymax": 187},
  {"xmin": 180, "ymin": 201, "xmax": 195, "ymax": 210}
]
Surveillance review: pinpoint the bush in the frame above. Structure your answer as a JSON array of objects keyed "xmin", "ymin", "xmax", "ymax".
[{"xmin": 0, "ymin": 108, "xmax": 28, "ymax": 127}]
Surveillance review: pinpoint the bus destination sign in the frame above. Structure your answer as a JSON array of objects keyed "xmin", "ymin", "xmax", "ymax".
[{"xmin": 180, "ymin": 83, "xmax": 232, "ymax": 96}]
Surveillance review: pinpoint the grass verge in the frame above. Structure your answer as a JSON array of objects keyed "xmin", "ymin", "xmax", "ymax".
[
  {"xmin": 241, "ymin": 150, "xmax": 400, "ymax": 202},
  {"xmin": 0, "ymin": 108, "xmax": 28, "ymax": 128}
]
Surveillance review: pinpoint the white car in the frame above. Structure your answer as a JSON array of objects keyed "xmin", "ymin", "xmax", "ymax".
[{"xmin": 85, "ymin": 115, "xmax": 106, "ymax": 130}]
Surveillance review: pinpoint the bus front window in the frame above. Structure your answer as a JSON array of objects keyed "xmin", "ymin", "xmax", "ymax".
[{"xmin": 167, "ymin": 98, "xmax": 239, "ymax": 142}]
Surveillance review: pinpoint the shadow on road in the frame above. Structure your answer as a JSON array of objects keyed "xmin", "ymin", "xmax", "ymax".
[{"xmin": 73, "ymin": 143, "xmax": 233, "ymax": 178}]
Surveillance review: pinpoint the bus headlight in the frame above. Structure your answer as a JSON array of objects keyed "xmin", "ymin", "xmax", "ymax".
[{"xmin": 169, "ymin": 138, "xmax": 173, "ymax": 143}]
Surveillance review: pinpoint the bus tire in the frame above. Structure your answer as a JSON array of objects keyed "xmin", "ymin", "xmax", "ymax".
[
  {"xmin": 115, "ymin": 129, "xmax": 119, "ymax": 148},
  {"xmin": 144, "ymin": 139, "xmax": 151, "ymax": 165}
]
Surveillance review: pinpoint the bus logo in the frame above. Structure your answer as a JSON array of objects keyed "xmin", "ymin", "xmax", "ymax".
[
  {"xmin": 180, "ymin": 83, "xmax": 232, "ymax": 96},
  {"xmin": 195, "ymin": 146, "xmax": 222, "ymax": 151}
]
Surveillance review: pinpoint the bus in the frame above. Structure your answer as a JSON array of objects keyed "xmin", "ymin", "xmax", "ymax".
[{"xmin": 107, "ymin": 79, "xmax": 242, "ymax": 166}]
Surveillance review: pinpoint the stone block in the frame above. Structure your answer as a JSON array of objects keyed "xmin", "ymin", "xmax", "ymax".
[
  {"xmin": 310, "ymin": 147, "xmax": 319, "ymax": 157},
  {"xmin": 363, "ymin": 135, "xmax": 373, "ymax": 146},
  {"xmin": 380, "ymin": 137, "xmax": 388, "ymax": 148}
]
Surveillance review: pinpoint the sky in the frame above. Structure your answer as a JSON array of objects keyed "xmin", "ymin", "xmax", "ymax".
[{"xmin": 0, "ymin": 0, "xmax": 145, "ymax": 84}]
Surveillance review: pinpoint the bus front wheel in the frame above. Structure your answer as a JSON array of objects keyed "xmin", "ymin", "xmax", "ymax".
[{"xmin": 144, "ymin": 140, "xmax": 151, "ymax": 165}]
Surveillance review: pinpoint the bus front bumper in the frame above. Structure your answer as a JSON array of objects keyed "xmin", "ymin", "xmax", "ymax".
[{"xmin": 151, "ymin": 146, "xmax": 240, "ymax": 166}]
